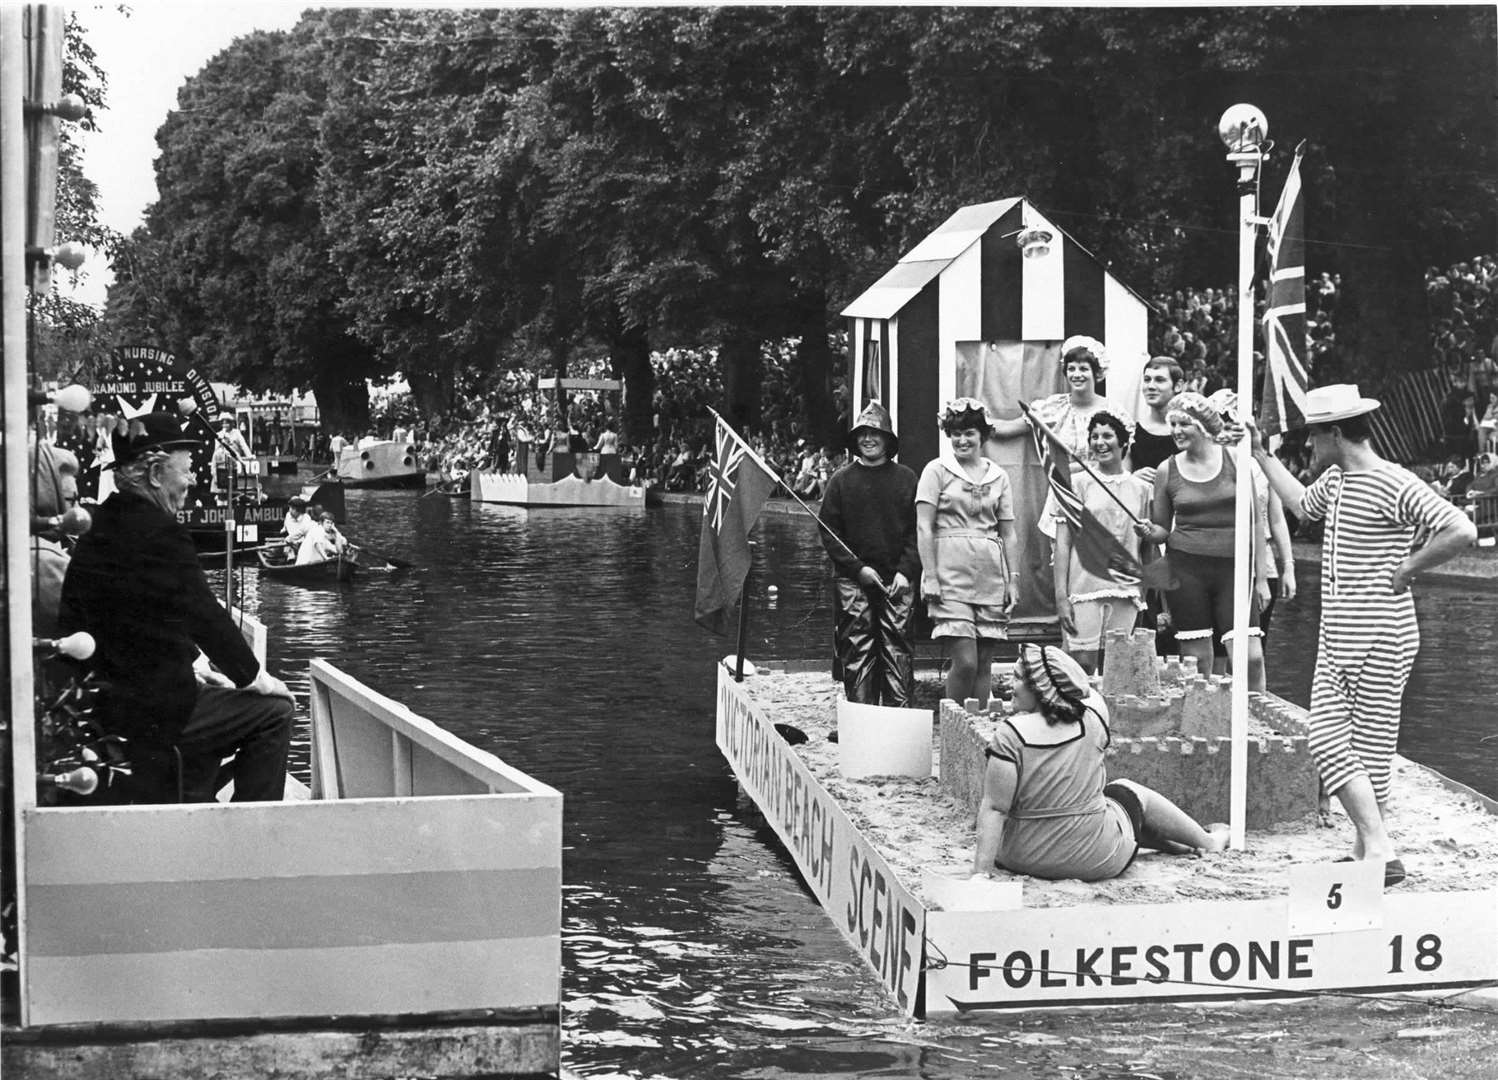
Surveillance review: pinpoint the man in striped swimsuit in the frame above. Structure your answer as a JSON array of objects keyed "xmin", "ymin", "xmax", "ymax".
[{"xmin": 1251, "ymin": 385, "xmax": 1475, "ymax": 884}]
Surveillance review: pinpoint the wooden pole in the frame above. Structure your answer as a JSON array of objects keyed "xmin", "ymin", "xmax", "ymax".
[
  {"xmin": 1225, "ymin": 129, "xmax": 1264, "ymax": 853},
  {"xmin": 734, "ymin": 564, "xmax": 752, "ymax": 682}
]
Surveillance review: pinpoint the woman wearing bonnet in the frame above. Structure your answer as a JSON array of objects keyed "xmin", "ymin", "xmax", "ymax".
[
  {"xmin": 972, "ymin": 644, "xmax": 1229, "ymax": 883},
  {"xmin": 915, "ymin": 398, "xmax": 1019, "ymax": 712},
  {"xmin": 990, "ymin": 335, "xmax": 1132, "ymax": 462}
]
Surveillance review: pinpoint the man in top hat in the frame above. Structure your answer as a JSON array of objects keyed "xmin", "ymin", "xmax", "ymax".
[
  {"xmin": 1250, "ymin": 385, "xmax": 1475, "ymax": 885},
  {"xmin": 59, "ymin": 413, "xmax": 294, "ymax": 803},
  {"xmin": 819, "ymin": 400, "xmax": 921, "ymax": 706}
]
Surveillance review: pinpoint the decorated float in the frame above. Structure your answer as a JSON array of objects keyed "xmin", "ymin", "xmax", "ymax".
[
  {"xmin": 716, "ymin": 639, "xmax": 1498, "ymax": 1018},
  {"xmin": 11, "ymin": 615, "xmax": 562, "ymax": 1076},
  {"xmin": 471, "ymin": 377, "xmax": 647, "ymax": 508},
  {"xmin": 76, "ymin": 345, "xmax": 344, "ymax": 554},
  {"xmin": 334, "ymin": 437, "xmax": 425, "ymax": 488}
]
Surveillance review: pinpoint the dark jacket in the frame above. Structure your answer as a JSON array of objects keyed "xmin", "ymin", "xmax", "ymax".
[
  {"xmin": 819, "ymin": 459, "xmax": 921, "ymax": 584},
  {"xmin": 59, "ymin": 489, "xmax": 260, "ymax": 740}
]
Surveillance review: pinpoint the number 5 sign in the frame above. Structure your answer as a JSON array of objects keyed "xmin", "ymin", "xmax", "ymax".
[{"xmin": 1288, "ymin": 859, "xmax": 1385, "ymax": 935}]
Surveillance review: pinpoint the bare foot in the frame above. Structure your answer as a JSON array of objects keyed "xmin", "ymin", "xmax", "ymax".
[{"xmin": 1199, "ymin": 823, "xmax": 1231, "ymax": 854}]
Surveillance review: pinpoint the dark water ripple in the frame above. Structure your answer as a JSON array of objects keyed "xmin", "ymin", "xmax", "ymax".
[{"xmin": 217, "ymin": 488, "xmax": 1498, "ymax": 1079}]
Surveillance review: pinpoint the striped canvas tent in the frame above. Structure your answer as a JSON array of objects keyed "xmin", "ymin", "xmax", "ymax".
[{"xmin": 840, "ymin": 198, "xmax": 1151, "ymax": 621}]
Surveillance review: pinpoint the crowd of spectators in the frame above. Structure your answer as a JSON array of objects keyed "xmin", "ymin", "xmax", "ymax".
[
  {"xmin": 1145, "ymin": 272, "xmax": 1342, "ymax": 399},
  {"xmin": 403, "ymin": 342, "xmax": 852, "ymax": 499},
  {"xmin": 350, "ymin": 256, "xmax": 1498, "ymax": 516}
]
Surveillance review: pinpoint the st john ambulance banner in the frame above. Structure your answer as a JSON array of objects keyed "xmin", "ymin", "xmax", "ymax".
[{"xmin": 717, "ymin": 669, "xmax": 926, "ymax": 1015}]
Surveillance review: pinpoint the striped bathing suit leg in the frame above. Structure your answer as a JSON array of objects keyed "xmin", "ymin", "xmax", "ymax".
[
  {"xmin": 1310, "ymin": 601, "xmax": 1419, "ymax": 803},
  {"xmin": 1308, "ymin": 624, "xmax": 1361, "ymax": 797},
  {"xmin": 1346, "ymin": 606, "xmax": 1419, "ymax": 804}
]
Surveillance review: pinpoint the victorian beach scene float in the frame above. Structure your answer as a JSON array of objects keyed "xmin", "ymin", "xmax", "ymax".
[{"xmin": 7, "ymin": 6, "xmax": 1498, "ymax": 1080}]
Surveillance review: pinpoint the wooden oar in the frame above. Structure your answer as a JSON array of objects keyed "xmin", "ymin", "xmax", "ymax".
[{"xmin": 339, "ymin": 540, "xmax": 414, "ymax": 570}]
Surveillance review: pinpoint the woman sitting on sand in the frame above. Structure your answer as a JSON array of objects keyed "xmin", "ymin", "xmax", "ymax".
[{"xmin": 972, "ymin": 644, "xmax": 1229, "ymax": 882}]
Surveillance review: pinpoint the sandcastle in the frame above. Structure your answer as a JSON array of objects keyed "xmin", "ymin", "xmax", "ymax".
[{"xmin": 939, "ymin": 628, "xmax": 1319, "ymax": 829}]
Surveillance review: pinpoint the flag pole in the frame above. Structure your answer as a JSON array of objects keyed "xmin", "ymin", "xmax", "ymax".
[
  {"xmin": 706, "ymin": 407, "xmax": 864, "ymax": 565},
  {"xmin": 1018, "ymin": 401, "xmax": 1145, "ymax": 524},
  {"xmin": 735, "ymin": 563, "xmax": 752, "ymax": 682},
  {"xmin": 1218, "ymin": 104, "xmax": 1268, "ymax": 853}
]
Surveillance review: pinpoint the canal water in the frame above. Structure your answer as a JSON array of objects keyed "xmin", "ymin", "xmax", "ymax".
[{"xmin": 225, "ymin": 489, "xmax": 1498, "ymax": 1079}]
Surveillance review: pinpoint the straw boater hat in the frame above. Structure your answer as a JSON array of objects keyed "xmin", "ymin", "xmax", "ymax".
[
  {"xmin": 846, "ymin": 399, "xmax": 899, "ymax": 455},
  {"xmin": 107, "ymin": 412, "xmax": 203, "ymax": 468},
  {"xmin": 1300, "ymin": 383, "xmax": 1381, "ymax": 427}
]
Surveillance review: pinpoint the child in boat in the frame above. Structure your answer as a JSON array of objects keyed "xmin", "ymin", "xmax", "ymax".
[
  {"xmin": 972, "ymin": 644, "xmax": 1228, "ymax": 882},
  {"xmin": 279, "ymin": 496, "xmax": 313, "ymax": 561},
  {"xmin": 296, "ymin": 512, "xmax": 347, "ymax": 565}
]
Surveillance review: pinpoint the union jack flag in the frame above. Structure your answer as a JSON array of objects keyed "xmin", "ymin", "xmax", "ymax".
[
  {"xmin": 704, "ymin": 422, "xmax": 749, "ymax": 533},
  {"xmin": 1259, "ymin": 142, "xmax": 1309, "ymax": 438},
  {"xmin": 695, "ymin": 416, "xmax": 777, "ymax": 634}
]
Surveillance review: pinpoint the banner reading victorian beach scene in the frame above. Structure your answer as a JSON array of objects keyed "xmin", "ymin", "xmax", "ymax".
[{"xmin": 716, "ymin": 670, "xmax": 926, "ymax": 1015}]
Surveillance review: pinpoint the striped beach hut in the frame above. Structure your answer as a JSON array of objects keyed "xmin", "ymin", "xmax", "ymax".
[{"xmin": 840, "ymin": 198, "xmax": 1152, "ymax": 622}]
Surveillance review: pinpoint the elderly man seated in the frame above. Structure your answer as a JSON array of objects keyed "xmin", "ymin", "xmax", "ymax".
[{"xmin": 59, "ymin": 413, "xmax": 294, "ymax": 804}]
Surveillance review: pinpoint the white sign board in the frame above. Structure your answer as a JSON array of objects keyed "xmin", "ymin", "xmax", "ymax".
[
  {"xmin": 925, "ymin": 889, "xmax": 1498, "ymax": 1014},
  {"xmin": 1288, "ymin": 858, "xmax": 1385, "ymax": 935},
  {"xmin": 718, "ymin": 670, "xmax": 926, "ymax": 1015}
]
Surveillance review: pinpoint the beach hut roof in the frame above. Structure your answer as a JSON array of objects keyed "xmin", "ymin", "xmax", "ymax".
[{"xmin": 840, "ymin": 197, "xmax": 1147, "ymax": 321}]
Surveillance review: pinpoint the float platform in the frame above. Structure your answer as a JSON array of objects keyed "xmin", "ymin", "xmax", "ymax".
[{"xmin": 716, "ymin": 656, "xmax": 1498, "ymax": 1018}]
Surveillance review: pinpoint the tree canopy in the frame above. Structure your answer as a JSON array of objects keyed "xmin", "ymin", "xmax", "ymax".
[{"xmin": 107, "ymin": 6, "xmax": 1496, "ymax": 440}]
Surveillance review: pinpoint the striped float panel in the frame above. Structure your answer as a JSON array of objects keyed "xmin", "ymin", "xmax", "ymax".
[{"xmin": 19, "ymin": 661, "xmax": 562, "ymax": 1028}]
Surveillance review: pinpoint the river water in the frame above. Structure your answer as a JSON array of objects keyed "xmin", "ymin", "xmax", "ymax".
[{"xmin": 223, "ymin": 489, "xmax": 1498, "ymax": 1079}]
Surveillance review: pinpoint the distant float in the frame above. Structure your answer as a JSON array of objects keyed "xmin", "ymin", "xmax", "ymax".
[
  {"xmin": 471, "ymin": 453, "xmax": 647, "ymax": 509},
  {"xmin": 335, "ymin": 440, "xmax": 425, "ymax": 488}
]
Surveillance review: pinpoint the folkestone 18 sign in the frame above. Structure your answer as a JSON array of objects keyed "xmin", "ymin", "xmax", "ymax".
[
  {"xmin": 923, "ymin": 882, "xmax": 1498, "ymax": 1013},
  {"xmin": 716, "ymin": 669, "xmax": 925, "ymax": 1015}
]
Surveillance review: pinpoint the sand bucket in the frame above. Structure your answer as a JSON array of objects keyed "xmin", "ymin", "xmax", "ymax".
[{"xmin": 836, "ymin": 698, "xmax": 933, "ymax": 778}]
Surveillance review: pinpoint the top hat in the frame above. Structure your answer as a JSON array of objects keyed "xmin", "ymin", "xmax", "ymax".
[
  {"xmin": 1300, "ymin": 384, "xmax": 1381, "ymax": 427},
  {"xmin": 108, "ymin": 412, "xmax": 203, "ymax": 468},
  {"xmin": 847, "ymin": 399, "xmax": 899, "ymax": 455}
]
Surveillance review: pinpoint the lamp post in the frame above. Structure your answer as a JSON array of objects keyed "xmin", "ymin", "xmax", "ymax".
[{"xmin": 1218, "ymin": 104, "xmax": 1268, "ymax": 851}]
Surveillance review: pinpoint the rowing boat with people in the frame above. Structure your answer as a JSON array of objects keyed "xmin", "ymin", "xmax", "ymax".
[{"xmin": 257, "ymin": 543, "xmax": 360, "ymax": 583}]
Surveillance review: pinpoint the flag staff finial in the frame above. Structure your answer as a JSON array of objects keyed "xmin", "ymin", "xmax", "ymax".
[{"xmin": 1218, "ymin": 103, "xmax": 1268, "ymax": 855}]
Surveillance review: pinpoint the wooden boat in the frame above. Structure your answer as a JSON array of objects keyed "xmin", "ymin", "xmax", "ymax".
[
  {"xmin": 431, "ymin": 477, "xmax": 470, "ymax": 497},
  {"xmin": 184, "ymin": 478, "xmax": 347, "ymax": 555},
  {"xmin": 716, "ymin": 653, "xmax": 1498, "ymax": 1019},
  {"xmin": 8, "ymin": 612, "xmax": 562, "ymax": 1077},
  {"xmin": 335, "ymin": 440, "xmax": 425, "ymax": 488},
  {"xmin": 257, "ymin": 544, "xmax": 359, "ymax": 583}
]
